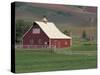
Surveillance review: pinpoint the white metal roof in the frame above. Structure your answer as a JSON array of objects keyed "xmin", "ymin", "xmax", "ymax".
[{"xmin": 35, "ymin": 21, "xmax": 72, "ymax": 39}]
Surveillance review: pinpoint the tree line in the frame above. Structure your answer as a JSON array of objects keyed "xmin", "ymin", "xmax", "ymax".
[{"xmin": 16, "ymin": 20, "xmax": 32, "ymax": 43}]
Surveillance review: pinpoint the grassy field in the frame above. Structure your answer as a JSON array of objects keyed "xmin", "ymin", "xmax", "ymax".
[
  {"xmin": 15, "ymin": 2, "xmax": 97, "ymax": 73},
  {"xmin": 15, "ymin": 42, "xmax": 97, "ymax": 73}
]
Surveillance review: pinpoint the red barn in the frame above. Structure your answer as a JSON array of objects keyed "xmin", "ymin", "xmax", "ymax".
[{"xmin": 22, "ymin": 20, "xmax": 72, "ymax": 48}]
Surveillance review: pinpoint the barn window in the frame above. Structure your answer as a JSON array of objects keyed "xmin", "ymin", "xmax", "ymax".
[
  {"xmin": 65, "ymin": 41, "xmax": 67, "ymax": 45},
  {"xmin": 32, "ymin": 28, "xmax": 40, "ymax": 34},
  {"xmin": 44, "ymin": 42, "xmax": 47, "ymax": 45}
]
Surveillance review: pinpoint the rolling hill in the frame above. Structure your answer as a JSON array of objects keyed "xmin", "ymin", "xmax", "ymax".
[
  {"xmin": 15, "ymin": 2, "xmax": 97, "ymax": 40},
  {"xmin": 15, "ymin": 2, "xmax": 97, "ymax": 26}
]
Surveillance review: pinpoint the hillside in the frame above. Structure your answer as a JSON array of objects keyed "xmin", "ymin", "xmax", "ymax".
[
  {"xmin": 15, "ymin": 2, "xmax": 97, "ymax": 27},
  {"xmin": 15, "ymin": 2, "xmax": 97, "ymax": 42}
]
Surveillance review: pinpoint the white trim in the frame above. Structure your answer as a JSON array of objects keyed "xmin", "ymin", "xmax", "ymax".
[
  {"xmin": 22, "ymin": 21, "xmax": 72, "ymax": 39},
  {"xmin": 35, "ymin": 21, "xmax": 72, "ymax": 39}
]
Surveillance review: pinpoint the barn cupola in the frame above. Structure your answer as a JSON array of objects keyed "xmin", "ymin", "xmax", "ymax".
[{"xmin": 42, "ymin": 16, "xmax": 48, "ymax": 24}]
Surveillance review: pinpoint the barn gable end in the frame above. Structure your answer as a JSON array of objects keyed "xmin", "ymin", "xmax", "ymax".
[{"xmin": 22, "ymin": 22, "xmax": 49, "ymax": 48}]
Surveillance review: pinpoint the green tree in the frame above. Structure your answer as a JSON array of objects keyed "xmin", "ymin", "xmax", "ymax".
[
  {"xmin": 16, "ymin": 19, "xmax": 31, "ymax": 43},
  {"xmin": 63, "ymin": 30, "xmax": 71, "ymax": 36}
]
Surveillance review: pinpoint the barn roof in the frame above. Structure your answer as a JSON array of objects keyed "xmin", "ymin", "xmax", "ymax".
[{"xmin": 34, "ymin": 21, "xmax": 72, "ymax": 39}]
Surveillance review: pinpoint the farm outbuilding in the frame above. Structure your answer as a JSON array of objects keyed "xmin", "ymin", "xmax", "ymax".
[{"xmin": 22, "ymin": 19, "xmax": 72, "ymax": 48}]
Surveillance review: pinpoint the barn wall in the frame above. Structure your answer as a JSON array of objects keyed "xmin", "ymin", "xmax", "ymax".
[
  {"xmin": 50, "ymin": 39, "xmax": 71, "ymax": 48},
  {"xmin": 23, "ymin": 23, "xmax": 49, "ymax": 48}
]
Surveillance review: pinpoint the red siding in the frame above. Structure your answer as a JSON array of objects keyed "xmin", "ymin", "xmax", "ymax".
[
  {"xmin": 50, "ymin": 39, "xmax": 71, "ymax": 48},
  {"xmin": 23, "ymin": 23, "xmax": 49, "ymax": 48}
]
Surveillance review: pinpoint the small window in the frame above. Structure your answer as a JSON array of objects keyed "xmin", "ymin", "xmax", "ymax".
[
  {"xmin": 65, "ymin": 42, "xmax": 67, "ymax": 45},
  {"xmin": 32, "ymin": 28, "xmax": 40, "ymax": 34}
]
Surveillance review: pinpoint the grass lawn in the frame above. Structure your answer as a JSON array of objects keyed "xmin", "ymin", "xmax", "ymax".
[{"xmin": 15, "ymin": 43, "xmax": 97, "ymax": 73}]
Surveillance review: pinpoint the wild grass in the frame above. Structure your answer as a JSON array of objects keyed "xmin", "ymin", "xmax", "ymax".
[{"xmin": 15, "ymin": 41, "xmax": 97, "ymax": 73}]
